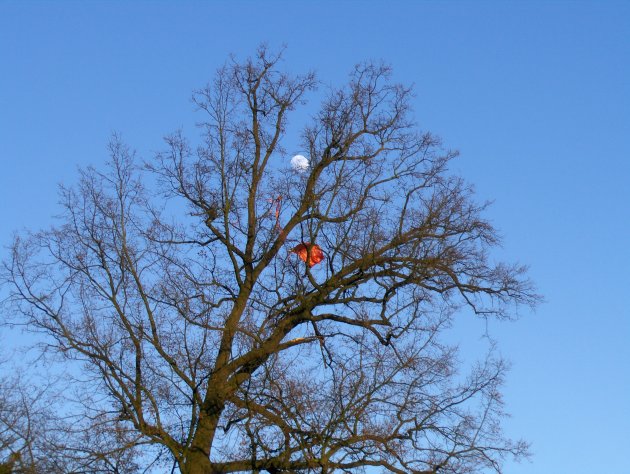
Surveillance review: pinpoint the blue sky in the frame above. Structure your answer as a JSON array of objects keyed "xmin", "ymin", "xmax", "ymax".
[{"xmin": 1, "ymin": 1, "xmax": 629, "ymax": 472}]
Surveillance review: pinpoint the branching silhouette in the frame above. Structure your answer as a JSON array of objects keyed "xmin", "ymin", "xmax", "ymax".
[{"xmin": 2, "ymin": 46, "xmax": 538, "ymax": 474}]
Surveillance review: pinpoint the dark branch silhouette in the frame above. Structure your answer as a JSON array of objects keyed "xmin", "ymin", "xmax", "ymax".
[{"xmin": 2, "ymin": 46, "xmax": 538, "ymax": 474}]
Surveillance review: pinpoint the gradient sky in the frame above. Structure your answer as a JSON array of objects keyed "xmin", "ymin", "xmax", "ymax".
[{"xmin": 1, "ymin": 1, "xmax": 629, "ymax": 473}]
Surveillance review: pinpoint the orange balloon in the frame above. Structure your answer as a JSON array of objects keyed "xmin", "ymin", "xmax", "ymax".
[{"xmin": 291, "ymin": 242, "xmax": 324, "ymax": 267}]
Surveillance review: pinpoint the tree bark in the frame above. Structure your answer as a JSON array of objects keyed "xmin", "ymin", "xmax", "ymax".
[{"xmin": 183, "ymin": 405, "xmax": 223, "ymax": 474}]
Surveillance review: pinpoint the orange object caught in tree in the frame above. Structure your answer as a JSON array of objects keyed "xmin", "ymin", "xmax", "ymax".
[{"xmin": 291, "ymin": 242, "xmax": 325, "ymax": 267}]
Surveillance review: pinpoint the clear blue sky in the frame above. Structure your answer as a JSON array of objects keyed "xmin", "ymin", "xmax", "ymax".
[{"xmin": 1, "ymin": 1, "xmax": 628, "ymax": 472}]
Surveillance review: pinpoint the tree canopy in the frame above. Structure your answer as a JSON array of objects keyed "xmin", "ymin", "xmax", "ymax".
[{"xmin": 2, "ymin": 46, "xmax": 538, "ymax": 474}]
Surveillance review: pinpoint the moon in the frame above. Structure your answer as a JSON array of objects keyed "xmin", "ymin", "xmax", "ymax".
[{"xmin": 290, "ymin": 154, "xmax": 309, "ymax": 173}]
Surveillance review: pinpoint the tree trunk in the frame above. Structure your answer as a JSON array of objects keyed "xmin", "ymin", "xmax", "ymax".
[{"xmin": 183, "ymin": 409, "xmax": 222, "ymax": 474}]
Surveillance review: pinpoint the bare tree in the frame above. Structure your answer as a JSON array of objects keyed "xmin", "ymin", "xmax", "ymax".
[
  {"xmin": 2, "ymin": 46, "xmax": 538, "ymax": 474},
  {"xmin": 0, "ymin": 371, "xmax": 38, "ymax": 474},
  {"xmin": 0, "ymin": 360, "xmax": 152, "ymax": 474}
]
